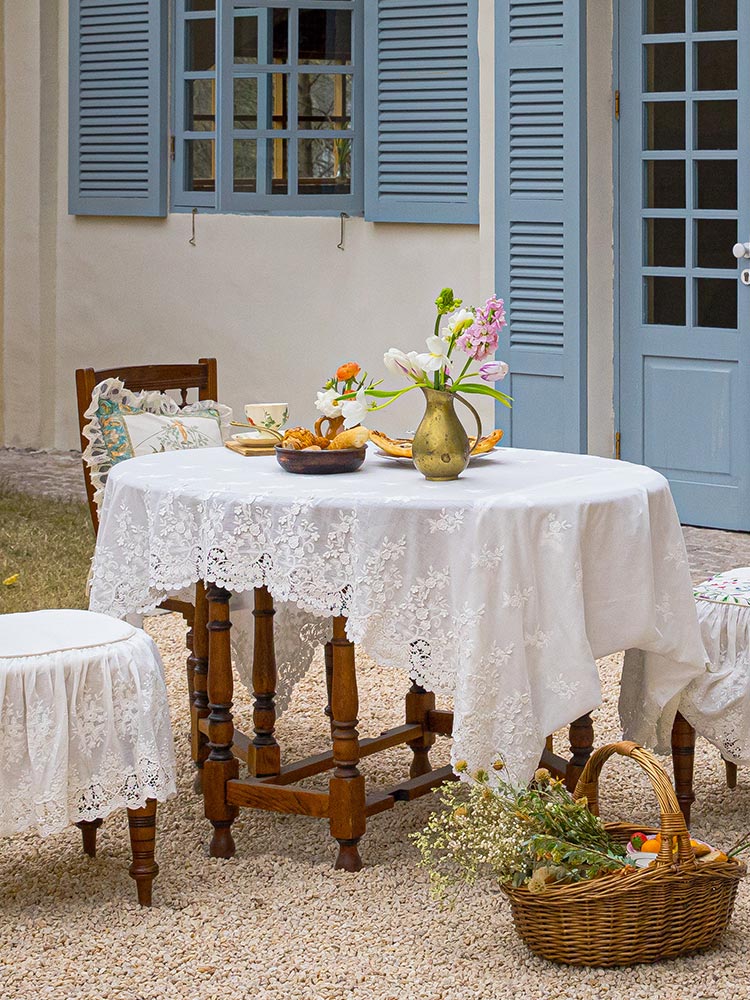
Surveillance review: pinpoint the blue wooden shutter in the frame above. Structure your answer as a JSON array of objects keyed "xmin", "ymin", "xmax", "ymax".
[
  {"xmin": 495, "ymin": 0, "xmax": 587, "ymax": 452},
  {"xmin": 364, "ymin": 0, "xmax": 479, "ymax": 224},
  {"xmin": 69, "ymin": 0, "xmax": 168, "ymax": 217}
]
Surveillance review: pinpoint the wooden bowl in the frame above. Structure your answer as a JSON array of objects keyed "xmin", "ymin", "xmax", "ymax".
[{"xmin": 275, "ymin": 445, "xmax": 367, "ymax": 475}]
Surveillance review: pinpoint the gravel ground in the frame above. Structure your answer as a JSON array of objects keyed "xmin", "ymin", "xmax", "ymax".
[{"xmin": 1, "ymin": 614, "xmax": 749, "ymax": 1000}]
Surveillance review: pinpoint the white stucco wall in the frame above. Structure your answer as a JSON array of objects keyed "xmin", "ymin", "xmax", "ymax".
[{"xmin": 1, "ymin": 0, "xmax": 615, "ymax": 455}]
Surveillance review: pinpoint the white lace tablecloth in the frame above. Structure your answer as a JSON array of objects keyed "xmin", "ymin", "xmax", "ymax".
[{"xmin": 89, "ymin": 446, "xmax": 707, "ymax": 783}]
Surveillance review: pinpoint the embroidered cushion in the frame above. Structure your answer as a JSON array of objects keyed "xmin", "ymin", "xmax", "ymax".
[
  {"xmin": 694, "ymin": 568, "xmax": 750, "ymax": 607},
  {"xmin": 82, "ymin": 377, "xmax": 232, "ymax": 507}
]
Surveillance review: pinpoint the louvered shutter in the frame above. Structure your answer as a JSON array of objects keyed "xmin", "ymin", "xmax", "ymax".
[
  {"xmin": 495, "ymin": 0, "xmax": 587, "ymax": 452},
  {"xmin": 69, "ymin": 0, "xmax": 168, "ymax": 217},
  {"xmin": 364, "ymin": 0, "xmax": 479, "ymax": 224}
]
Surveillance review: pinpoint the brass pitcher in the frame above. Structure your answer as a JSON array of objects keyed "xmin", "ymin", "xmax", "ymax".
[{"xmin": 412, "ymin": 387, "xmax": 483, "ymax": 481}]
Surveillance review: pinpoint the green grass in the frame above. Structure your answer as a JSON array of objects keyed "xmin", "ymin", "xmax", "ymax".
[{"xmin": 0, "ymin": 484, "xmax": 94, "ymax": 614}]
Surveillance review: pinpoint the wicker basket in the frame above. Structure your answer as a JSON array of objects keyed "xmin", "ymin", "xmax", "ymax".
[{"xmin": 501, "ymin": 741, "xmax": 745, "ymax": 966}]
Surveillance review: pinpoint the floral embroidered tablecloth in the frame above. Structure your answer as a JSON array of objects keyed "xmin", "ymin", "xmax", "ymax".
[{"xmin": 89, "ymin": 445, "xmax": 707, "ymax": 782}]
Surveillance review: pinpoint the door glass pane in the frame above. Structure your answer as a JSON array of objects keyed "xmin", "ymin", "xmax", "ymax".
[
  {"xmin": 186, "ymin": 18, "xmax": 215, "ymax": 71},
  {"xmin": 696, "ymin": 42, "xmax": 737, "ymax": 91},
  {"xmin": 646, "ymin": 159, "xmax": 685, "ymax": 207},
  {"xmin": 234, "ymin": 16, "xmax": 258, "ymax": 63},
  {"xmin": 696, "ymin": 219, "xmax": 737, "ymax": 269},
  {"xmin": 695, "ymin": 159, "xmax": 737, "ymax": 209},
  {"xmin": 233, "ymin": 79, "xmax": 258, "ymax": 130},
  {"xmin": 298, "ymin": 75, "xmax": 352, "ymax": 130},
  {"xmin": 645, "ymin": 44, "xmax": 685, "ymax": 92},
  {"xmin": 645, "ymin": 276, "xmax": 686, "ymax": 325},
  {"xmin": 187, "ymin": 0, "xmax": 214, "ymax": 9},
  {"xmin": 185, "ymin": 138, "xmax": 215, "ymax": 191},
  {"xmin": 299, "ymin": 138, "xmax": 351, "ymax": 194},
  {"xmin": 299, "ymin": 9, "xmax": 352, "ymax": 65},
  {"xmin": 268, "ymin": 139, "xmax": 288, "ymax": 194},
  {"xmin": 646, "ymin": 0, "xmax": 685, "ymax": 33},
  {"xmin": 645, "ymin": 218, "xmax": 685, "ymax": 267},
  {"xmin": 645, "ymin": 101, "xmax": 685, "ymax": 149},
  {"xmin": 233, "ymin": 140, "xmax": 257, "ymax": 192},
  {"xmin": 695, "ymin": 100, "xmax": 737, "ymax": 149},
  {"xmin": 186, "ymin": 79, "xmax": 215, "ymax": 131},
  {"xmin": 271, "ymin": 74, "xmax": 288, "ymax": 129},
  {"xmin": 696, "ymin": 279, "xmax": 737, "ymax": 328},
  {"xmin": 272, "ymin": 10, "xmax": 290, "ymax": 62},
  {"xmin": 695, "ymin": 0, "xmax": 737, "ymax": 32}
]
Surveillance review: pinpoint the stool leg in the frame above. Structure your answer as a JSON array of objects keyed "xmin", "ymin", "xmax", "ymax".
[
  {"xmin": 566, "ymin": 714, "xmax": 594, "ymax": 792},
  {"xmin": 725, "ymin": 757, "xmax": 739, "ymax": 790},
  {"xmin": 204, "ymin": 585, "xmax": 239, "ymax": 859},
  {"xmin": 329, "ymin": 617, "xmax": 365, "ymax": 872},
  {"xmin": 672, "ymin": 712, "xmax": 696, "ymax": 826},
  {"xmin": 127, "ymin": 800, "xmax": 158, "ymax": 907},
  {"xmin": 77, "ymin": 818, "xmax": 103, "ymax": 858},
  {"xmin": 190, "ymin": 582, "xmax": 210, "ymax": 795},
  {"xmin": 249, "ymin": 586, "xmax": 280, "ymax": 778},
  {"xmin": 405, "ymin": 682, "xmax": 435, "ymax": 778}
]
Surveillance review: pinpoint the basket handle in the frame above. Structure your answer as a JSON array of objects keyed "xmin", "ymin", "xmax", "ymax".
[{"xmin": 573, "ymin": 740, "xmax": 696, "ymax": 870}]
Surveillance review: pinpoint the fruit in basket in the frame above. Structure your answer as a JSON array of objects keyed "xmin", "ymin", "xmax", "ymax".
[{"xmin": 629, "ymin": 832, "xmax": 648, "ymax": 851}]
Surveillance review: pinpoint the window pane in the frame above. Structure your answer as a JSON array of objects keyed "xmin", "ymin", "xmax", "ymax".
[
  {"xmin": 234, "ymin": 78, "xmax": 258, "ymax": 130},
  {"xmin": 271, "ymin": 74, "xmax": 289, "ymax": 129},
  {"xmin": 696, "ymin": 159, "xmax": 737, "ymax": 209},
  {"xmin": 185, "ymin": 138, "xmax": 215, "ymax": 192},
  {"xmin": 646, "ymin": 0, "xmax": 685, "ymax": 33},
  {"xmin": 645, "ymin": 44, "xmax": 685, "ymax": 92},
  {"xmin": 187, "ymin": 79, "xmax": 215, "ymax": 131},
  {"xmin": 235, "ymin": 16, "xmax": 258, "ymax": 64},
  {"xmin": 645, "ymin": 101, "xmax": 685, "ymax": 149},
  {"xmin": 645, "ymin": 276, "xmax": 686, "ymax": 325},
  {"xmin": 233, "ymin": 140, "xmax": 257, "ymax": 192},
  {"xmin": 696, "ymin": 218, "xmax": 737, "ymax": 269},
  {"xmin": 186, "ymin": 18, "xmax": 215, "ymax": 71},
  {"xmin": 696, "ymin": 279, "xmax": 737, "ymax": 328},
  {"xmin": 696, "ymin": 42, "xmax": 737, "ymax": 91},
  {"xmin": 187, "ymin": 0, "xmax": 214, "ymax": 9},
  {"xmin": 645, "ymin": 159, "xmax": 685, "ymax": 208},
  {"xmin": 299, "ymin": 9, "xmax": 352, "ymax": 65},
  {"xmin": 696, "ymin": 0, "xmax": 736, "ymax": 31},
  {"xmin": 645, "ymin": 218, "xmax": 685, "ymax": 267},
  {"xmin": 298, "ymin": 75, "xmax": 352, "ymax": 130},
  {"xmin": 695, "ymin": 100, "xmax": 736, "ymax": 150},
  {"xmin": 272, "ymin": 9, "xmax": 289, "ymax": 62},
  {"xmin": 299, "ymin": 138, "xmax": 351, "ymax": 194},
  {"xmin": 268, "ymin": 139, "xmax": 288, "ymax": 194}
]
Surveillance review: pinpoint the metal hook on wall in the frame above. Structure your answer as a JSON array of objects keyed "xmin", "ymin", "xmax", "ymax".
[
  {"xmin": 189, "ymin": 207, "xmax": 198, "ymax": 247},
  {"xmin": 337, "ymin": 212, "xmax": 350, "ymax": 252}
]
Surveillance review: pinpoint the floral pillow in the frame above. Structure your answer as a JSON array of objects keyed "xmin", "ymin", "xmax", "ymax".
[{"xmin": 82, "ymin": 377, "xmax": 232, "ymax": 507}]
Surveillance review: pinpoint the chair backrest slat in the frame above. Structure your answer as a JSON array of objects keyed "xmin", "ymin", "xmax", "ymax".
[{"xmin": 75, "ymin": 359, "xmax": 219, "ymax": 533}]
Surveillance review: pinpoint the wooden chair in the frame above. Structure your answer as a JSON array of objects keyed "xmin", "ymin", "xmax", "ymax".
[{"xmin": 75, "ymin": 359, "xmax": 219, "ymax": 791}]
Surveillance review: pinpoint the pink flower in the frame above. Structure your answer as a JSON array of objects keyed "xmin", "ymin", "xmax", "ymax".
[
  {"xmin": 455, "ymin": 295, "xmax": 507, "ymax": 362},
  {"xmin": 479, "ymin": 361, "xmax": 509, "ymax": 382}
]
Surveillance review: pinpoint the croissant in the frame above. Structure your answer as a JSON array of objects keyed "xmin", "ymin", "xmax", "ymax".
[
  {"xmin": 329, "ymin": 427, "xmax": 370, "ymax": 450},
  {"xmin": 283, "ymin": 427, "xmax": 330, "ymax": 450}
]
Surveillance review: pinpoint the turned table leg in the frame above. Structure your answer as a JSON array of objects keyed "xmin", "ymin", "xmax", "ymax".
[
  {"xmin": 566, "ymin": 713, "xmax": 594, "ymax": 792},
  {"xmin": 672, "ymin": 711, "xmax": 696, "ymax": 825},
  {"xmin": 250, "ymin": 586, "xmax": 281, "ymax": 778},
  {"xmin": 77, "ymin": 818, "xmax": 103, "ymax": 857},
  {"xmin": 405, "ymin": 682, "xmax": 435, "ymax": 778},
  {"xmin": 127, "ymin": 799, "xmax": 158, "ymax": 907},
  {"xmin": 324, "ymin": 640, "xmax": 334, "ymax": 736},
  {"xmin": 204, "ymin": 585, "xmax": 239, "ymax": 858},
  {"xmin": 328, "ymin": 616, "xmax": 366, "ymax": 872},
  {"xmin": 190, "ymin": 582, "xmax": 210, "ymax": 795},
  {"xmin": 724, "ymin": 758, "xmax": 739, "ymax": 790}
]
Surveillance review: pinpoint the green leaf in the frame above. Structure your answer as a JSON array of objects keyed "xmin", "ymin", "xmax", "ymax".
[{"xmin": 456, "ymin": 383, "xmax": 513, "ymax": 408}]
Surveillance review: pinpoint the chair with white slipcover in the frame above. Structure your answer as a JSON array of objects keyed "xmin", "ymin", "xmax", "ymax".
[
  {"xmin": 0, "ymin": 610, "xmax": 177, "ymax": 905},
  {"xmin": 679, "ymin": 568, "xmax": 750, "ymax": 788}
]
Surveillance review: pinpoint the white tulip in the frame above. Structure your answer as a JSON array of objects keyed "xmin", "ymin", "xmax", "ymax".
[
  {"xmin": 314, "ymin": 388, "xmax": 341, "ymax": 418},
  {"xmin": 341, "ymin": 388, "xmax": 370, "ymax": 429},
  {"xmin": 416, "ymin": 335, "xmax": 450, "ymax": 374},
  {"xmin": 383, "ymin": 347, "xmax": 423, "ymax": 381}
]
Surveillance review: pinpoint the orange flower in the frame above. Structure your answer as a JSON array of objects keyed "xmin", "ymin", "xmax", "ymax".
[{"xmin": 336, "ymin": 362, "xmax": 361, "ymax": 382}]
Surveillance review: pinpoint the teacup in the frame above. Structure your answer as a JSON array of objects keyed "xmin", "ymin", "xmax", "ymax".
[{"xmin": 244, "ymin": 402, "xmax": 289, "ymax": 440}]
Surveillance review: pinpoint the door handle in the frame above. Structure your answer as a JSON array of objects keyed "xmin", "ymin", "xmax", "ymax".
[{"xmin": 733, "ymin": 242, "xmax": 750, "ymax": 260}]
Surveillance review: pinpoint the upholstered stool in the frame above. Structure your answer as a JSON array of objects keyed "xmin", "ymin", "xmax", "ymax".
[
  {"xmin": 680, "ymin": 569, "xmax": 750, "ymax": 789},
  {"xmin": 0, "ymin": 610, "xmax": 177, "ymax": 905}
]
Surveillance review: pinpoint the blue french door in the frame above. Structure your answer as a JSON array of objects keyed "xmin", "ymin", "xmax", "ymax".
[{"xmin": 618, "ymin": 0, "xmax": 750, "ymax": 529}]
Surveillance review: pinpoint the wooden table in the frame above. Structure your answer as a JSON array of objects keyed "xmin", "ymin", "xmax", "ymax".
[{"xmin": 191, "ymin": 584, "xmax": 696, "ymax": 871}]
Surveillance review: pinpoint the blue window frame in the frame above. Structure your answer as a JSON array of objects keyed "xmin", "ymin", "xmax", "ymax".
[{"xmin": 173, "ymin": 0, "xmax": 363, "ymax": 214}]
